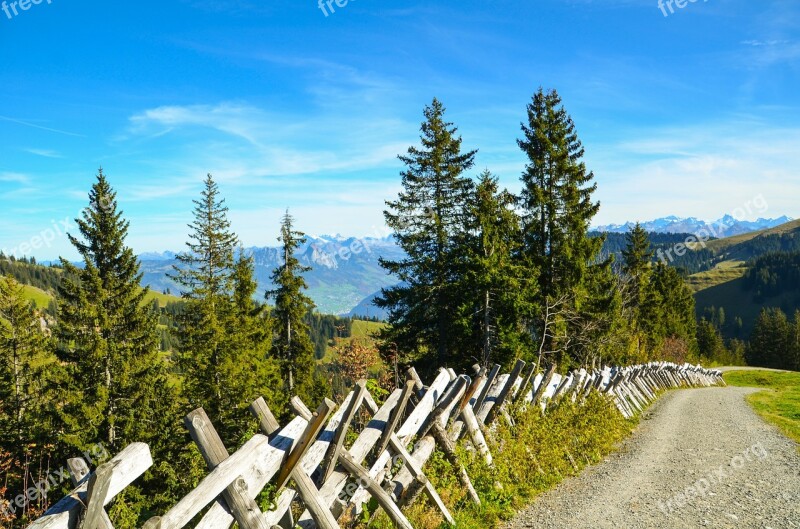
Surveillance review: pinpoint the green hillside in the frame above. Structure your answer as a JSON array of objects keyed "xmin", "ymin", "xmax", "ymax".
[
  {"xmin": 686, "ymin": 260, "xmax": 747, "ymax": 292},
  {"xmin": 671, "ymin": 220, "xmax": 800, "ymax": 292},
  {"xmin": 351, "ymin": 318, "xmax": 386, "ymax": 338},
  {"xmin": 686, "ymin": 218, "xmax": 800, "ymax": 292},
  {"xmin": 684, "ymin": 219, "xmax": 800, "ymax": 339},
  {"xmin": 691, "ymin": 228, "xmax": 800, "ymax": 339},
  {"xmin": 694, "ymin": 275, "xmax": 800, "ymax": 338},
  {"xmin": 21, "ymin": 284, "xmax": 53, "ymax": 308},
  {"xmin": 704, "ymin": 218, "xmax": 800, "ymax": 254},
  {"xmin": 144, "ymin": 289, "xmax": 183, "ymax": 307}
]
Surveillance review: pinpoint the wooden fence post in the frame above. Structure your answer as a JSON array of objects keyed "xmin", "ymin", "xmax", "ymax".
[
  {"xmin": 276, "ymin": 399, "xmax": 335, "ymax": 491},
  {"xmin": 531, "ymin": 363, "xmax": 557, "ymax": 407},
  {"xmin": 185, "ymin": 409, "xmax": 270, "ymax": 529},
  {"xmin": 30, "ymin": 443, "xmax": 152, "ymax": 529},
  {"xmin": 473, "ymin": 364, "xmax": 500, "ymax": 412},
  {"xmin": 376, "ymin": 379, "xmax": 415, "ymax": 457},
  {"xmin": 81, "ymin": 462, "xmax": 115, "ymax": 529},
  {"xmin": 514, "ymin": 364, "xmax": 538, "ymax": 404},
  {"xmin": 250, "ymin": 398, "xmax": 340, "ymax": 529},
  {"xmin": 336, "ymin": 452, "xmax": 414, "ymax": 529},
  {"xmin": 249, "ymin": 397, "xmax": 281, "ymax": 439},
  {"xmin": 485, "ymin": 359, "xmax": 525, "ymax": 425},
  {"xmin": 320, "ymin": 381, "xmax": 367, "ymax": 485}
]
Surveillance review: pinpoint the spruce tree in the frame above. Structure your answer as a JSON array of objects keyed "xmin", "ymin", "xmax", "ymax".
[
  {"xmin": 517, "ymin": 88, "xmax": 605, "ymax": 366},
  {"xmin": 172, "ymin": 174, "xmax": 237, "ymax": 422},
  {"xmin": 172, "ymin": 176, "xmax": 281, "ymax": 441},
  {"xmin": 621, "ymin": 224, "xmax": 653, "ymax": 358},
  {"xmin": 621, "ymin": 223, "xmax": 653, "ymax": 304},
  {"xmin": 643, "ymin": 263, "xmax": 697, "ymax": 357},
  {"xmin": 696, "ymin": 319, "xmax": 725, "ymax": 362},
  {"xmin": 172, "ymin": 174, "xmax": 238, "ymax": 303},
  {"xmin": 376, "ymin": 98, "xmax": 476, "ymax": 371},
  {"xmin": 267, "ymin": 211, "xmax": 318, "ymax": 405},
  {"xmin": 460, "ymin": 170, "xmax": 528, "ymax": 369},
  {"xmin": 55, "ymin": 170, "xmax": 172, "ymax": 454},
  {"xmin": 575, "ymin": 256, "xmax": 626, "ymax": 367}
]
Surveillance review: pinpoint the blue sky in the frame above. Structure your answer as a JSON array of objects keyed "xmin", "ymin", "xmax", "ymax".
[{"xmin": 1, "ymin": 0, "xmax": 799, "ymax": 259}]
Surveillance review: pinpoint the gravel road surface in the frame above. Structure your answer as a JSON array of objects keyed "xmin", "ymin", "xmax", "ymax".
[{"xmin": 506, "ymin": 386, "xmax": 800, "ymax": 528}]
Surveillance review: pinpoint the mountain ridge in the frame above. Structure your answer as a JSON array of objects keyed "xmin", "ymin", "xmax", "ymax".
[{"xmin": 594, "ymin": 215, "xmax": 792, "ymax": 237}]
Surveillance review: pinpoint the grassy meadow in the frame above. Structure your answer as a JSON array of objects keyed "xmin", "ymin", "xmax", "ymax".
[{"xmin": 724, "ymin": 369, "xmax": 800, "ymax": 446}]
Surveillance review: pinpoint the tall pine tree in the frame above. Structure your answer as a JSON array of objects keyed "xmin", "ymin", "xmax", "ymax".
[
  {"xmin": 172, "ymin": 175, "xmax": 281, "ymax": 442},
  {"xmin": 56, "ymin": 170, "xmax": 172, "ymax": 454},
  {"xmin": 517, "ymin": 88, "xmax": 605, "ymax": 367},
  {"xmin": 647, "ymin": 263, "xmax": 697, "ymax": 357},
  {"xmin": 172, "ymin": 175, "xmax": 237, "ymax": 422},
  {"xmin": 460, "ymin": 170, "xmax": 528, "ymax": 369},
  {"xmin": 621, "ymin": 223, "xmax": 653, "ymax": 358},
  {"xmin": 376, "ymin": 98, "xmax": 476, "ymax": 372},
  {"xmin": 621, "ymin": 223, "xmax": 652, "ymax": 304},
  {"xmin": 267, "ymin": 211, "xmax": 319, "ymax": 405},
  {"xmin": 696, "ymin": 319, "xmax": 725, "ymax": 362}
]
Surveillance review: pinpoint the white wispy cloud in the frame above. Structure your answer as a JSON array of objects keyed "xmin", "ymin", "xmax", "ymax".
[
  {"xmin": 24, "ymin": 148, "xmax": 63, "ymax": 158},
  {"xmin": 126, "ymin": 101, "xmax": 413, "ymax": 178},
  {"xmin": 741, "ymin": 39, "xmax": 791, "ymax": 47},
  {"xmin": 0, "ymin": 172, "xmax": 31, "ymax": 184}
]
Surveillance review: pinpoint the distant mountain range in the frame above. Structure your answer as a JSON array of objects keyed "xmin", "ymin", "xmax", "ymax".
[
  {"xmin": 139, "ymin": 215, "xmax": 793, "ymax": 317},
  {"xmin": 594, "ymin": 215, "xmax": 792, "ymax": 238},
  {"xmin": 138, "ymin": 235, "xmax": 403, "ymax": 317}
]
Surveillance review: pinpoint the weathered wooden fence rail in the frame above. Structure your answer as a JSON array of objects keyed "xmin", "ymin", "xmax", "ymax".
[{"xmin": 27, "ymin": 362, "xmax": 723, "ymax": 529}]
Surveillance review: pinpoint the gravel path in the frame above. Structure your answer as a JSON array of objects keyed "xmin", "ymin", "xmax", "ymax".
[{"xmin": 505, "ymin": 386, "xmax": 800, "ymax": 529}]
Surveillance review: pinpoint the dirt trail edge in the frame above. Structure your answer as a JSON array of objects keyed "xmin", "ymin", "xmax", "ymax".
[{"xmin": 506, "ymin": 387, "xmax": 800, "ymax": 529}]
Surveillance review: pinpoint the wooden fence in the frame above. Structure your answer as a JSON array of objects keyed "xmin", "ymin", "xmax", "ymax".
[{"xmin": 26, "ymin": 361, "xmax": 723, "ymax": 529}]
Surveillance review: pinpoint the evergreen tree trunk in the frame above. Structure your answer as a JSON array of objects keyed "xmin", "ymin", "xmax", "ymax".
[
  {"xmin": 105, "ymin": 358, "xmax": 114, "ymax": 447},
  {"xmin": 483, "ymin": 288, "xmax": 491, "ymax": 366}
]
